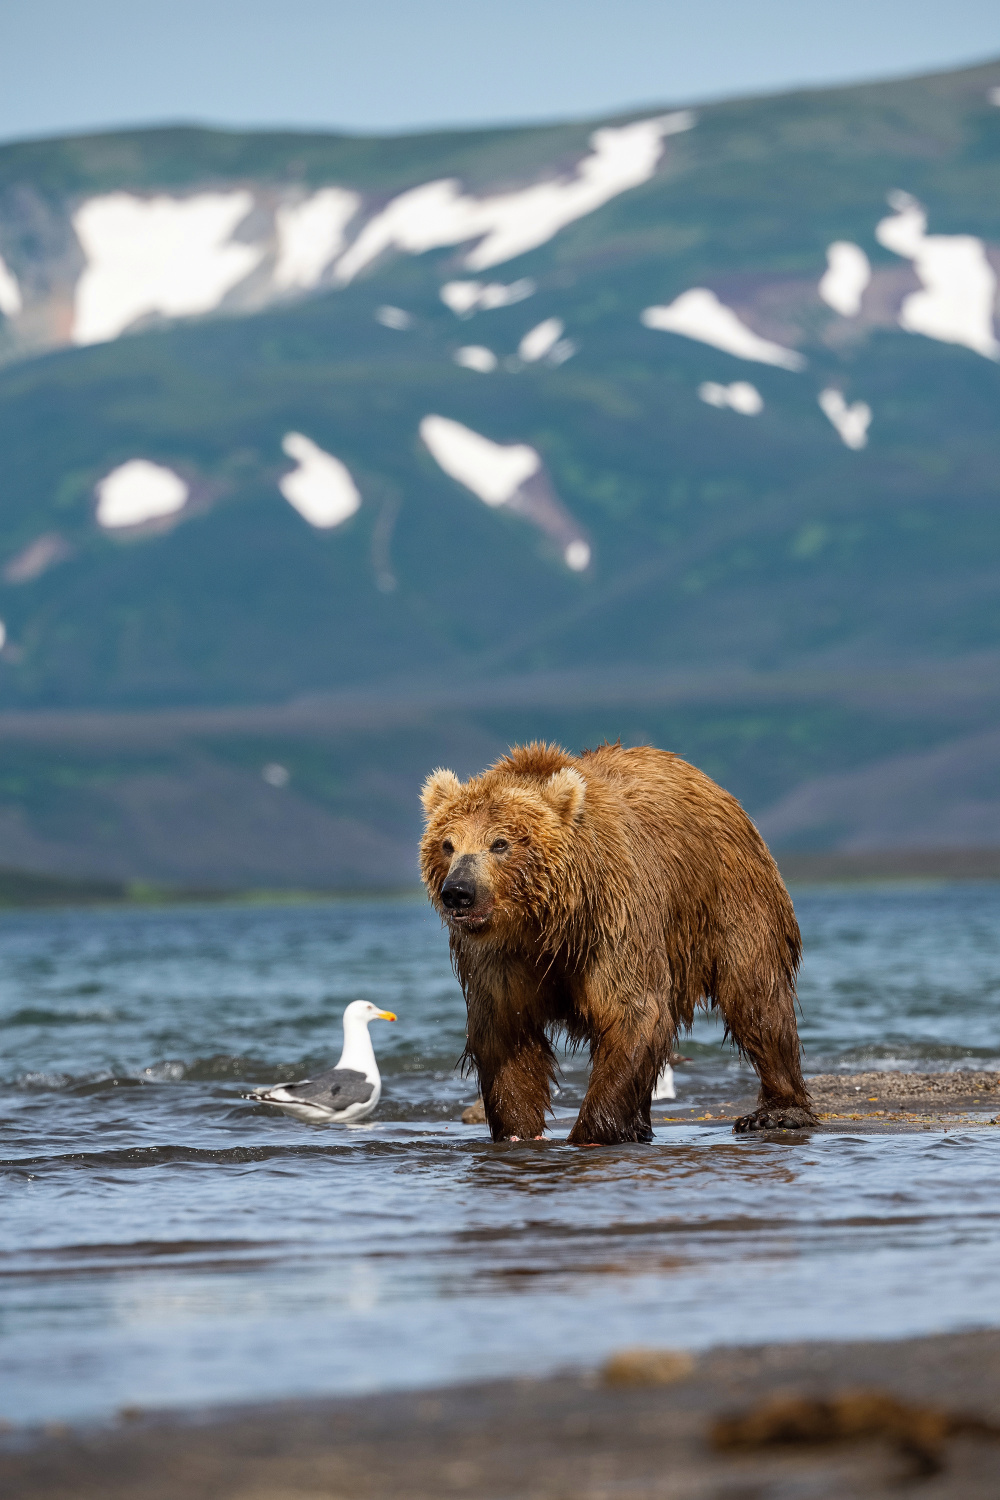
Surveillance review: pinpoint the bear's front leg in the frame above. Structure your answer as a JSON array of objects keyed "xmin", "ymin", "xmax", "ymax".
[
  {"xmin": 471, "ymin": 1027, "xmax": 555, "ymax": 1142},
  {"xmin": 569, "ymin": 1014, "xmax": 658, "ymax": 1146}
]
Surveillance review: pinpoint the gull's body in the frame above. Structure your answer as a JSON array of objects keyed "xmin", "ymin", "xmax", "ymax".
[
  {"xmin": 652, "ymin": 1053, "xmax": 691, "ymax": 1102},
  {"xmin": 652, "ymin": 1062, "xmax": 676, "ymax": 1101},
  {"xmin": 251, "ymin": 1000, "xmax": 396, "ymax": 1123}
]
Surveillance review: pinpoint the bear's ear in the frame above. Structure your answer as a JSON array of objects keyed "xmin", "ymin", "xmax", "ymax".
[
  {"xmin": 421, "ymin": 767, "xmax": 462, "ymax": 819},
  {"xmin": 542, "ymin": 767, "xmax": 586, "ymax": 824}
]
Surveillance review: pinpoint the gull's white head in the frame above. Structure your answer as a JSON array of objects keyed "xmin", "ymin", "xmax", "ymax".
[{"xmin": 344, "ymin": 999, "xmax": 396, "ymax": 1025}]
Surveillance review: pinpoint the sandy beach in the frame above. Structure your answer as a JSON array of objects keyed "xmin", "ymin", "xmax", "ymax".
[{"xmin": 5, "ymin": 1324, "xmax": 1000, "ymax": 1499}]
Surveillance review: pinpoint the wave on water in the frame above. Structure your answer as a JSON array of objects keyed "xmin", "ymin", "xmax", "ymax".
[
  {"xmin": 1, "ymin": 1006, "xmax": 124, "ymax": 1028},
  {"xmin": 144, "ymin": 1054, "xmax": 298, "ymax": 1084},
  {"xmin": 9, "ymin": 1049, "xmax": 471, "ymax": 1090},
  {"xmin": 0, "ymin": 1238, "xmax": 292, "ymax": 1280},
  {"xmin": 813, "ymin": 1042, "xmax": 1000, "ymax": 1073},
  {"xmin": 13, "ymin": 1069, "xmax": 150, "ymax": 1094},
  {"xmin": 0, "ymin": 1133, "xmax": 487, "ymax": 1177}
]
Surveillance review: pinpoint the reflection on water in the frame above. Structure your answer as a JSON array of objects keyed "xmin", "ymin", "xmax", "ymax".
[{"xmin": 1, "ymin": 885, "xmax": 1000, "ymax": 1421}]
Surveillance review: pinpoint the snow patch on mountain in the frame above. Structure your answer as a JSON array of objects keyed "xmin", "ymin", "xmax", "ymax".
[
  {"xmin": 819, "ymin": 241, "xmax": 871, "ymax": 317},
  {"xmin": 375, "ymin": 305, "xmax": 412, "ymax": 329},
  {"xmin": 0, "ymin": 253, "xmax": 21, "ymax": 317},
  {"xmin": 420, "ymin": 415, "xmax": 591, "ymax": 570},
  {"xmin": 73, "ymin": 192, "xmax": 263, "ymax": 345},
  {"xmin": 519, "ymin": 318, "xmax": 564, "ymax": 363},
  {"xmin": 96, "ymin": 460, "xmax": 189, "ymax": 529},
  {"xmin": 642, "ymin": 289, "xmax": 806, "ymax": 370},
  {"xmin": 273, "ymin": 188, "xmax": 360, "ymax": 291},
  {"xmin": 334, "ymin": 113, "xmax": 694, "ymax": 284},
  {"xmin": 59, "ymin": 116, "xmax": 691, "ymax": 347},
  {"xmin": 454, "ymin": 346, "xmax": 498, "ymax": 372},
  {"xmin": 819, "ymin": 389, "xmax": 871, "ymax": 449},
  {"xmin": 420, "ymin": 416, "xmax": 539, "ymax": 505},
  {"xmin": 279, "ymin": 434, "xmax": 361, "ymax": 528},
  {"xmin": 875, "ymin": 192, "xmax": 999, "ymax": 359},
  {"xmin": 440, "ymin": 279, "xmax": 535, "ymax": 315},
  {"xmin": 698, "ymin": 380, "xmax": 763, "ymax": 414}
]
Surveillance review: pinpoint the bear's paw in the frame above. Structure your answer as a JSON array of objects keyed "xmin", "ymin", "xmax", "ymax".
[{"xmin": 733, "ymin": 1104, "xmax": 818, "ymax": 1133}]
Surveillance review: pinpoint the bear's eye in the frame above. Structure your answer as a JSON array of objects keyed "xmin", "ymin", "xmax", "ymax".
[
  {"xmin": 490, "ymin": 838, "xmax": 509, "ymax": 854},
  {"xmin": 442, "ymin": 839, "xmax": 454, "ymax": 856}
]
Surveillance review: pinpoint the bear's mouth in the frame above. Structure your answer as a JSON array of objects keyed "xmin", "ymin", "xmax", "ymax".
[{"xmin": 447, "ymin": 902, "xmax": 494, "ymax": 932}]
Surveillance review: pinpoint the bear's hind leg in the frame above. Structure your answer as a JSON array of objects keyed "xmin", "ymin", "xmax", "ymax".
[{"xmin": 714, "ymin": 968, "xmax": 817, "ymax": 1132}]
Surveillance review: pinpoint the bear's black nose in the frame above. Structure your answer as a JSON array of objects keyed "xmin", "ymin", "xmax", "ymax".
[{"xmin": 441, "ymin": 878, "xmax": 477, "ymax": 911}]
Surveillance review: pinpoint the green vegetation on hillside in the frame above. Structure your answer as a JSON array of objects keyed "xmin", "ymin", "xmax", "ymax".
[{"xmin": 0, "ymin": 59, "xmax": 998, "ymax": 876}]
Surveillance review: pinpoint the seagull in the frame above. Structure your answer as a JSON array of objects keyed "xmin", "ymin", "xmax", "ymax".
[
  {"xmin": 250, "ymin": 1000, "xmax": 396, "ymax": 1123},
  {"xmin": 652, "ymin": 1063, "xmax": 676, "ymax": 1101},
  {"xmin": 652, "ymin": 1053, "xmax": 692, "ymax": 1102}
]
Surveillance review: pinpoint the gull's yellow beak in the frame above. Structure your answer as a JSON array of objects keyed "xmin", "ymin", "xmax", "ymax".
[{"xmin": 378, "ymin": 1010, "xmax": 397, "ymax": 1021}]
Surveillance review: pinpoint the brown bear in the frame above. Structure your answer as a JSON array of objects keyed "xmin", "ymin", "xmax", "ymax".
[{"xmin": 420, "ymin": 741, "xmax": 815, "ymax": 1145}]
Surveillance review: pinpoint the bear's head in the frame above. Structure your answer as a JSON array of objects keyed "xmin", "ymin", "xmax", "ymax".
[{"xmin": 419, "ymin": 750, "xmax": 586, "ymax": 938}]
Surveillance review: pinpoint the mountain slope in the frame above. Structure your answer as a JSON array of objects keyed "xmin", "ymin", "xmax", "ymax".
[{"xmin": 0, "ymin": 59, "xmax": 998, "ymax": 879}]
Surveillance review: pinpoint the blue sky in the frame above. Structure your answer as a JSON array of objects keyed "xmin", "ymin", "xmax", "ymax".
[{"xmin": 2, "ymin": 0, "xmax": 999, "ymax": 143}]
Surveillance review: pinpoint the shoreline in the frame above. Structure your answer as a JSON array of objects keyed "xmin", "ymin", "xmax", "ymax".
[
  {"xmin": 0, "ymin": 852, "xmax": 996, "ymax": 909},
  {"xmin": 650, "ymin": 1070, "xmax": 1000, "ymax": 1132},
  {"xmin": 6, "ymin": 1329, "xmax": 1000, "ymax": 1498},
  {"xmin": 777, "ymin": 849, "xmax": 1000, "ymax": 884}
]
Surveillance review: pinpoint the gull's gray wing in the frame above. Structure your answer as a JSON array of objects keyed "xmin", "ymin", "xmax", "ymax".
[{"xmin": 278, "ymin": 1066, "xmax": 374, "ymax": 1110}]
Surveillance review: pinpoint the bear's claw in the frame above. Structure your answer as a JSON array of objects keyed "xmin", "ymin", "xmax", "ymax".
[{"xmin": 733, "ymin": 1104, "xmax": 817, "ymax": 1133}]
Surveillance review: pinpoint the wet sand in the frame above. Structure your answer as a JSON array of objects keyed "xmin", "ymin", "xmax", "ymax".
[
  {"xmin": 806, "ymin": 1069, "xmax": 1000, "ymax": 1126},
  {"xmin": 653, "ymin": 1070, "xmax": 1000, "ymax": 1131},
  {"xmin": 5, "ymin": 1328, "xmax": 1000, "ymax": 1499}
]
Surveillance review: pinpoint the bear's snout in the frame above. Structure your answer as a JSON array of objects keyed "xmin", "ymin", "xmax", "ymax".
[
  {"xmin": 441, "ymin": 873, "xmax": 478, "ymax": 912},
  {"xmin": 440, "ymin": 854, "xmax": 493, "ymax": 926}
]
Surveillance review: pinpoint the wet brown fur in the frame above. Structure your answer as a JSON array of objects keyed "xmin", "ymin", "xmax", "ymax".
[{"xmin": 420, "ymin": 741, "xmax": 814, "ymax": 1144}]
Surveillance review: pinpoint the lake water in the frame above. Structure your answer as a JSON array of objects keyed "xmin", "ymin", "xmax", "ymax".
[{"xmin": 2, "ymin": 884, "xmax": 1000, "ymax": 1423}]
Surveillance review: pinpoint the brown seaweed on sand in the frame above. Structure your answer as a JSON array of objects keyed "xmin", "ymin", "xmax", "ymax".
[{"xmin": 710, "ymin": 1388, "xmax": 1000, "ymax": 1476}]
